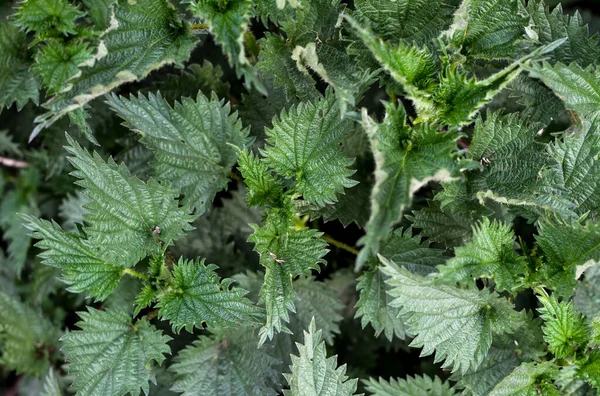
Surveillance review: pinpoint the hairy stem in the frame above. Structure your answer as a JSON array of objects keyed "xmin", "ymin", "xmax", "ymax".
[
  {"xmin": 123, "ymin": 268, "xmax": 150, "ymax": 281},
  {"xmin": 322, "ymin": 234, "xmax": 359, "ymax": 256}
]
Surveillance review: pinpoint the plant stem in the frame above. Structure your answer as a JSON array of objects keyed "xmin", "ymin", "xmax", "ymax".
[
  {"xmin": 190, "ymin": 23, "xmax": 209, "ymax": 31},
  {"xmin": 322, "ymin": 234, "xmax": 359, "ymax": 256},
  {"xmin": 123, "ymin": 268, "xmax": 149, "ymax": 281}
]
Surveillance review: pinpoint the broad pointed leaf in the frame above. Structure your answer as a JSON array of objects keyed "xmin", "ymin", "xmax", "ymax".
[{"xmin": 62, "ymin": 308, "xmax": 171, "ymax": 396}]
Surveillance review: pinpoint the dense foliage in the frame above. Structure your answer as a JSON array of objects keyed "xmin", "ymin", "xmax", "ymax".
[{"xmin": 1, "ymin": 0, "xmax": 600, "ymax": 394}]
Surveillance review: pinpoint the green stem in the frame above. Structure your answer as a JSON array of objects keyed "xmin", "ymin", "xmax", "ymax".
[
  {"xmin": 123, "ymin": 268, "xmax": 149, "ymax": 281},
  {"xmin": 389, "ymin": 91, "xmax": 397, "ymax": 106},
  {"xmin": 322, "ymin": 235, "xmax": 359, "ymax": 256},
  {"xmin": 190, "ymin": 23, "xmax": 209, "ymax": 31}
]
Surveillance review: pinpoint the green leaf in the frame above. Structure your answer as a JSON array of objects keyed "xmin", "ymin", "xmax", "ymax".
[
  {"xmin": 62, "ymin": 308, "xmax": 172, "ymax": 396},
  {"xmin": 409, "ymin": 199, "xmax": 475, "ymax": 248},
  {"xmin": 82, "ymin": 0, "xmax": 115, "ymax": 29},
  {"xmin": 350, "ymin": 16, "xmax": 562, "ymax": 126},
  {"xmin": 355, "ymin": 268, "xmax": 406, "ymax": 342},
  {"xmin": 65, "ymin": 135, "xmax": 194, "ymax": 268},
  {"xmin": 263, "ymin": 91, "xmax": 357, "ymax": 207},
  {"xmin": 519, "ymin": 0, "xmax": 600, "ymax": 66},
  {"xmin": 170, "ymin": 326, "xmax": 281, "ymax": 395},
  {"xmin": 547, "ymin": 120, "xmax": 600, "ymax": 216},
  {"xmin": 108, "ymin": 91, "xmax": 249, "ymax": 214},
  {"xmin": 356, "ymin": 228, "xmax": 446, "ymax": 341},
  {"xmin": 356, "ymin": 103, "xmax": 461, "ymax": 268},
  {"xmin": 442, "ymin": 0, "xmax": 526, "ymax": 61},
  {"xmin": 34, "ymin": 0, "xmax": 198, "ymax": 136},
  {"xmin": 578, "ymin": 351, "xmax": 600, "ymax": 389},
  {"xmin": 451, "ymin": 345, "xmax": 519, "ymax": 396},
  {"xmin": 508, "ymin": 76, "xmax": 566, "ymax": 125},
  {"xmin": 156, "ymin": 257, "xmax": 263, "ymax": 332},
  {"xmin": 249, "ymin": 221, "xmax": 328, "ymax": 343},
  {"xmin": 536, "ymin": 218, "xmax": 600, "ymax": 298},
  {"xmin": 0, "ymin": 23, "xmax": 39, "ymax": 111},
  {"xmin": 536, "ymin": 289, "xmax": 588, "ymax": 359},
  {"xmin": 58, "ymin": 192, "xmax": 89, "ymax": 232},
  {"xmin": 34, "ymin": 41, "xmax": 92, "ymax": 95},
  {"xmin": 143, "ymin": 61, "xmax": 231, "ymax": 103},
  {"xmin": 353, "ymin": 0, "xmax": 454, "ymax": 45},
  {"xmin": 293, "ymin": 278, "xmax": 344, "ymax": 345},
  {"xmin": 528, "ymin": 63, "xmax": 600, "ymax": 119},
  {"xmin": 381, "ymin": 256, "xmax": 523, "ymax": 374},
  {"xmin": 347, "ymin": 17, "xmax": 438, "ymax": 96},
  {"xmin": 0, "ymin": 185, "xmax": 39, "ymax": 276},
  {"xmin": 437, "ymin": 218, "xmax": 527, "ymax": 292},
  {"xmin": 468, "ymin": 111, "xmax": 575, "ymax": 219},
  {"xmin": 0, "ymin": 292, "xmax": 61, "ymax": 376},
  {"xmin": 283, "ymin": 317, "xmax": 359, "ymax": 396},
  {"xmin": 291, "ymin": 42, "xmax": 377, "ymax": 116},
  {"xmin": 489, "ymin": 362, "xmax": 559, "ymax": 396},
  {"xmin": 187, "ymin": 0, "xmax": 264, "ymax": 93},
  {"xmin": 0, "ymin": 130, "xmax": 22, "ymax": 156},
  {"xmin": 14, "ymin": 0, "xmax": 85, "ymax": 35},
  {"xmin": 256, "ymin": 34, "xmax": 320, "ymax": 102},
  {"xmin": 237, "ymin": 148, "xmax": 284, "ymax": 207},
  {"xmin": 363, "ymin": 375, "xmax": 458, "ymax": 396},
  {"xmin": 23, "ymin": 215, "xmax": 123, "ymax": 300},
  {"xmin": 574, "ymin": 263, "xmax": 600, "ymax": 322},
  {"xmin": 41, "ymin": 369, "xmax": 63, "ymax": 396},
  {"xmin": 378, "ymin": 227, "xmax": 447, "ymax": 275}
]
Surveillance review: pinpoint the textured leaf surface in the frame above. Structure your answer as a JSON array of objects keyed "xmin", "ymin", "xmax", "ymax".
[
  {"xmin": 547, "ymin": 120, "xmax": 600, "ymax": 216},
  {"xmin": 14, "ymin": 0, "xmax": 84, "ymax": 35},
  {"xmin": 468, "ymin": 111, "xmax": 574, "ymax": 218},
  {"xmin": 187, "ymin": 0, "xmax": 263, "ymax": 93},
  {"xmin": 263, "ymin": 92, "xmax": 357, "ymax": 207},
  {"xmin": 529, "ymin": 63, "xmax": 600, "ymax": 119},
  {"xmin": 364, "ymin": 375, "xmax": 458, "ymax": 396},
  {"xmin": 437, "ymin": 218, "xmax": 527, "ymax": 292},
  {"xmin": 144, "ymin": 61, "xmax": 230, "ymax": 102},
  {"xmin": 108, "ymin": 91, "xmax": 249, "ymax": 214},
  {"xmin": 488, "ymin": 362, "xmax": 559, "ymax": 396},
  {"xmin": 520, "ymin": 1, "xmax": 600, "ymax": 66},
  {"xmin": 381, "ymin": 256, "xmax": 521, "ymax": 374},
  {"xmin": 536, "ymin": 218, "xmax": 600, "ymax": 297},
  {"xmin": 250, "ymin": 221, "xmax": 328, "ymax": 343},
  {"xmin": 575, "ymin": 264, "xmax": 600, "ymax": 322},
  {"xmin": 170, "ymin": 326, "xmax": 280, "ymax": 395},
  {"xmin": 0, "ymin": 24, "xmax": 39, "ymax": 111},
  {"xmin": 451, "ymin": 345, "xmax": 519, "ymax": 396},
  {"xmin": 283, "ymin": 318, "xmax": 358, "ymax": 396},
  {"xmin": 157, "ymin": 258, "xmax": 263, "ymax": 332},
  {"xmin": 62, "ymin": 308, "xmax": 171, "ymax": 396},
  {"xmin": 356, "ymin": 268, "xmax": 406, "ymax": 341},
  {"xmin": 410, "ymin": 200, "xmax": 474, "ymax": 248},
  {"xmin": 237, "ymin": 149, "xmax": 283, "ymax": 207},
  {"xmin": 0, "ymin": 292, "xmax": 61, "ymax": 376},
  {"xmin": 537, "ymin": 290, "xmax": 588, "ymax": 359},
  {"xmin": 34, "ymin": 0, "xmax": 198, "ymax": 135},
  {"xmin": 23, "ymin": 215, "xmax": 123, "ymax": 300},
  {"xmin": 0, "ymin": 185, "xmax": 39, "ymax": 276},
  {"xmin": 65, "ymin": 135, "xmax": 193, "ymax": 268},
  {"xmin": 356, "ymin": 103, "xmax": 460, "ymax": 268},
  {"xmin": 443, "ymin": 0, "xmax": 525, "ymax": 60},
  {"xmin": 293, "ymin": 278, "xmax": 344, "ymax": 345},
  {"xmin": 350, "ymin": 16, "xmax": 545, "ymax": 126},
  {"xmin": 256, "ymin": 34, "xmax": 319, "ymax": 102},
  {"xmin": 353, "ymin": 0, "xmax": 453, "ymax": 44},
  {"xmin": 34, "ymin": 42, "xmax": 92, "ymax": 95},
  {"xmin": 356, "ymin": 228, "xmax": 445, "ymax": 341}
]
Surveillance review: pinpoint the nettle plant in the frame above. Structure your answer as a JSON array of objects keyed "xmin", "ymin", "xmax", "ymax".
[{"xmin": 1, "ymin": 0, "xmax": 600, "ymax": 394}]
